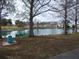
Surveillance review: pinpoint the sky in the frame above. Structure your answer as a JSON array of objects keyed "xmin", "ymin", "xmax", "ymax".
[{"xmin": 5, "ymin": 0, "xmax": 61, "ymax": 24}]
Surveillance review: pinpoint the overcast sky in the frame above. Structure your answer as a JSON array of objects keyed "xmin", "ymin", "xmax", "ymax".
[{"xmin": 6, "ymin": 0, "xmax": 61, "ymax": 24}]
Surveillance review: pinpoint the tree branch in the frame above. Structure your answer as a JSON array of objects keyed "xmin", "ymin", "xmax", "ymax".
[
  {"xmin": 22, "ymin": 0, "xmax": 30, "ymax": 8},
  {"xmin": 34, "ymin": 0, "xmax": 51, "ymax": 16},
  {"xmin": 33, "ymin": 9, "xmax": 50, "ymax": 17}
]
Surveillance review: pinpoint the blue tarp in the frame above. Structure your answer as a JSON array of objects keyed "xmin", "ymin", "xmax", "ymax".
[{"xmin": 7, "ymin": 35, "xmax": 13, "ymax": 44}]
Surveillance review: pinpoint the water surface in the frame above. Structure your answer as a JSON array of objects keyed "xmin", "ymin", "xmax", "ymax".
[{"xmin": 2, "ymin": 28, "xmax": 77, "ymax": 38}]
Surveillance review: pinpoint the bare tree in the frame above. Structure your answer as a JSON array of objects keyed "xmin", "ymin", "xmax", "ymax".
[
  {"xmin": 67, "ymin": 0, "xmax": 79, "ymax": 33},
  {"xmin": 0, "ymin": 0, "xmax": 6, "ymax": 38},
  {"xmin": 22, "ymin": 0, "xmax": 51, "ymax": 37},
  {"xmin": 0, "ymin": 0, "xmax": 15, "ymax": 38},
  {"xmin": 64, "ymin": 0, "xmax": 68, "ymax": 34},
  {"xmin": 75, "ymin": 0, "xmax": 78, "ymax": 33},
  {"xmin": 49, "ymin": 0, "xmax": 78, "ymax": 34},
  {"xmin": 48, "ymin": 0, "xmax": 68, "ymax": 34}
]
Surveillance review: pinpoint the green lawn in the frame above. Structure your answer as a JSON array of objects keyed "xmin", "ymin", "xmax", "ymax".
[{"xmin": 0, "ymin": 34, "xmax": 79, "ymax": 59}]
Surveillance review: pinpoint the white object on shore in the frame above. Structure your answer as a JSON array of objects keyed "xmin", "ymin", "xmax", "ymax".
[
  {"xmin": 2, "ymin": 42, "xmax": 10, "ymax": 46},
  {"xmin": 2, "ymin": 40, "xmax": 17, "ymax": 46}
]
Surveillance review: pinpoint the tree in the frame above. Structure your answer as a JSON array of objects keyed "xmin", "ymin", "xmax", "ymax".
[
  {"xmin": 1, "ymin": 18, "xmax": 7, "ymax": 26},
  {"xmin": 49, "ymin": 0, "xmax": 78, "ymax": 34},
  {"xmin": 7, "ymin": 19, "xmax": 12, "ymax": 25},
  {"xmin": 1, "ymin": 18, "xmax": 12, "ymax": 26},
  {"xmin": 65, "ymin": 0, "xmax": 79, "ymax": 33},
  {"xmin": 63, "ymin": 0, "xmax": 79, "ymax": 33},
  {"xmin": 48, "ymin": 0, "xmax": 68, "ymax": 34},
  {"xmin": 64, "ymin": 0, "xmax": 68, "ymax": 34},
  {"xmin": 0, "ymin": 0, "xmax": 6, "ymax": 38},
  {"xmin": 22, "ymin": 0, "xmax": 51, "ymax": 37},
  {"xmin": 75, "ymin": 0, "xmax": 78, "ymax": 33},
  {"xmin": 0, "ymin": 0, "xmax": 15, "ymax": 38},
  {"xmin": 15, "ymin": 20, "xmax": 26, "ymax": 27}
]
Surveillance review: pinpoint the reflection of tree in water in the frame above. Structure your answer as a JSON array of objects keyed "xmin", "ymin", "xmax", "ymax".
[
  {"xmin": 16, "ymin": 30, "xmax": 28, "ymax": 37},
  {"xmin": 16, "ymin": 31, "xmax": 25, "ymax": 36},
  {"xmin": 36, "ymin": 28, "xmax": 39, "ymax": 35},
  {"xmin": 72, "ymin": 25, "xmax": 75, "ymax": 32},
  {"xmin": 2, "ymin": 31, "xmax": 10, "ymax": 36}
]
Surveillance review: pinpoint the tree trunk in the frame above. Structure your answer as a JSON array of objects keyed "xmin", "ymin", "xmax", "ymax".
[
  {"xmin": 75, "ymin": 0, "xmax": 78, "ymax": 33},
  {"xmin": 29, "ymin": 0, "xmax": 34, "ymax": 37},
  {"xmin": 0, "ymin": 10, "xmax": 2, "ymax": 39},
  {"xmin": 64, "ymin": 0, "xmax": 68, "ymax": 35},
  {"xmin": 75, "ymin": 19, "xmax": 77, "ymax": 33},
  {"xmin": 29, "ymin": 17, "xmax": 34, "ymax": 37}
]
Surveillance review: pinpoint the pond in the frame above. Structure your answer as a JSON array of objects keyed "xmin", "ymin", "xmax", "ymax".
[{"xmin": 2, "ymin": 28, "xmax": 79, "ymax": 38}]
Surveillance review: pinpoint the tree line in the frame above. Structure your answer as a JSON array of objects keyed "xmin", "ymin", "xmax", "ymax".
[{"xmin": 1, "ymin": 18, "xmax": 26, "ymax": 27}]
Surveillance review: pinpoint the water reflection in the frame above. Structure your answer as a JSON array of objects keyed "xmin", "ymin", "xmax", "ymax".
[
  {"xmin": 2, "ymin": 29, "xmax": 79, "ymax": 38},
  {"xmin": 16, "ymin": 30, "xmax": 28, "ymax": 37},
  {"xmin": 34, "ymin": 29, "xmax": 64, "ymax": 36}
]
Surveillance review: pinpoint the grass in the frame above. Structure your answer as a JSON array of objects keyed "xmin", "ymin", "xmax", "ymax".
[
  {"xmin": 1, "ymin": 26, "xmax": 26, "ymax": 31},
  {"xmin": 0, "ymin": 34, "xmax": 79, "ymax": 59}
]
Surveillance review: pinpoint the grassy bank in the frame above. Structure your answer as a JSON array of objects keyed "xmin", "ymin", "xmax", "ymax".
[
  {"xmin": 1, "ymin": 26, "xmax": 26, "ymax": 31},
  {"xmin": 1, "ymin": 26, "xmax": 64, "ymax": 31},
  {"xmin": 0, "ymin": 34, "xmax": 79, "ymax": 59}
]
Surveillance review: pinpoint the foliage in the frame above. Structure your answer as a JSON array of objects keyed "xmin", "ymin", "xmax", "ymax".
[
  {"xmin": 66, "ymin": 24, "xmax": 70, "ymax": 29},
  {"xmin": 1, "ymin": 18, "xmax": 12, "ymax": 26},
  {"xmin": 7, "ymin": 19, "xmax": 12, "ymax": 25},
  {"xmin": 15, "ymin": 20, "xmax": 26, "ymax": 27},
  {"xmin": 0, "ymin": 0, "xmax": 15, "ymax": 38}
]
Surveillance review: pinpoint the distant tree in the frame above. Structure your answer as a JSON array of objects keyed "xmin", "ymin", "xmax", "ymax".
[
  {"xmin": 1, "ymin": 18, "xmax": 12, "ymax": 26},
  {"xmin": 1, "ymin": 18, "xmax": 7, "ymax": 26},
  {"xmin": 15, "ymin": 20, "xmax": 26, "ymax": 27},
  {"xmin": 62, "ymin": 20, "xmax": 71, "ymax": 29},
  {"xmin": 7, "ymin": 19, "xmax": 12, "ymax": 25}
]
